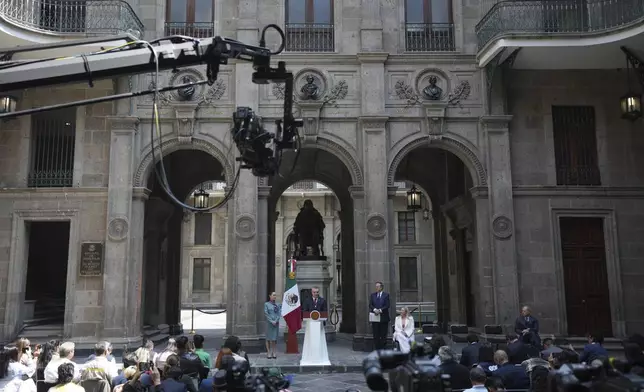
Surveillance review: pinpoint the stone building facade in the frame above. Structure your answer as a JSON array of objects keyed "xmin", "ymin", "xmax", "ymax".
[{"xmin": 0, "ymin": 0, "xmax": 642, "ymax": 351}]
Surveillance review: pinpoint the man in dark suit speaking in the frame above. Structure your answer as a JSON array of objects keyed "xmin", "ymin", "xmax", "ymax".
[
  {"xmin": 369, "ymin": 281, "xmax": 391, "ymax": 350},
  {"xmin": 303, "ymin": 286, "xmax": 327, "ymax": 312}
]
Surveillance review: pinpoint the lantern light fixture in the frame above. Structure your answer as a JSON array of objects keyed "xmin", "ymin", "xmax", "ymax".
[
  {"xmin": 193, "ymin": 188, "xmax": 209, "ymax": 209},
  {"xmin": 621, "ymin": 93, "xmax": 642, "ymax": 121},
  {"xmin": 406, "ymin": 185, "xmax": 422, "ymax": 211},
  {"xmin": 0, "ymin": 95, "xmax": 17, "ymax": 115}
]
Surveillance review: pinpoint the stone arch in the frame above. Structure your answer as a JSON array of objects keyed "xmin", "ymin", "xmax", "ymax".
[
  {"xmin": 271, "ymin": 172, "xmax": 349, "ymax": 200},
  {"xmin": 387, "ymin": 135, "xmax": 487, "ymax": 187},
  {"xmin": 305, "ymin": 137, "xmax": 364, "ymax": 186},
  {"xmin": 134, "ymin": 137, "xmax": 235, "ymax": 188}
]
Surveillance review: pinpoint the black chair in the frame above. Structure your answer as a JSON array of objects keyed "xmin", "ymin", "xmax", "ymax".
[
  {"xmin": 422, "ymin": 323, "xmax": 442, "ymax": 334},
  {"xmin": 483, "ymin": 324, "xmax": 506, "ymax": 345},
  {"xmin": 450, "ymin": 324, "xmax": 469, "ymax": 343}
]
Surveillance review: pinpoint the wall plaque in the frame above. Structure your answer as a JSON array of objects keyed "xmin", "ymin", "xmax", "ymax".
[{"xmin": 79, "ymin": 242, "xmax": 104, "ymax": 277}]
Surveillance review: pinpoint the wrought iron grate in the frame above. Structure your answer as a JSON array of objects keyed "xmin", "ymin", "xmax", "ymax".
[
  {"xmin": 477, "ymin": 0, "xmax": 644, "ymax": 49},
  {"xmin": 552, "ymin": 106, "xmax": 601, "ymax": 186},
  {"xmin": 28, "ymin": 109, "xmax": 76, "ymax": 188},
  {"xmin": 285, "ymin": 23, "xmax": 334, "ymax": 52},
  {"xmin": 405, "ymin": 23, "xmax": 456, "ymax": 52},
  {"xmin": 164, "ymin": 22, "xmax": 214, "ymax": 39},
  {"xmin": 0, "ymin": 0, "xmax": 144, "ymax": 37}
]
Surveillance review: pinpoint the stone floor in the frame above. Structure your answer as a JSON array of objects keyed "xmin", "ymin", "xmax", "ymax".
[{"xmin": 286, "ymin": 372, "xmax": 367, "ymax": 392}]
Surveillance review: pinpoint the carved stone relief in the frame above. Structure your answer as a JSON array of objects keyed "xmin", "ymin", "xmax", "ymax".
[
  {"xmin": 492, "ymin": 215, "xmax": 513, "ymax": 239},
  {"xmin": 108, "ymin": 217, "xmax": 129, "ymax": 241},
  {"xmin": 145, "ymin": 68, "xmax": 227, "ymax": 106},
  {"xmin": 393, "ymin": 71, "xmax": 471, "ymax": 108},
  {"xmin": 366, "ymin": 213, "xmax": 387, "ymax": 239},
  {"xmin": 235, "ymin": 214, "xmax": 256, "ymax": 239}
]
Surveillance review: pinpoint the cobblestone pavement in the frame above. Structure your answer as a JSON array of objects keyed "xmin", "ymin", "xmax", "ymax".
[{"xmin": 287, "ymin": 372, "xmax": 368, "ymax": 392}]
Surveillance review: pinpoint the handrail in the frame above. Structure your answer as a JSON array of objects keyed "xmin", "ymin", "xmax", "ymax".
[
  {"xmin": 476, "ymin": 0, "xmax": 644, "ymax": 50},
  {"xmin": 0, "ymin": 0, "xmax": 144, "ymax": 38}
]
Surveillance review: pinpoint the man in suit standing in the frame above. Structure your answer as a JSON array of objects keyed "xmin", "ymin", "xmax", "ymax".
[
  {"xmin": 514, "ymin": 305, "xmax": 541, "ymax": 347},
  {"xmin": 369, "ymin": 281, "xmax": 390, "ymax": 350},
  {"xmin": 303, "ymin": 286, "xmax": 327, "ymax": 312}
]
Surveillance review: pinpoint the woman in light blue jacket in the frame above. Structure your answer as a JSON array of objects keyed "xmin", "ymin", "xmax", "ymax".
[{"xmin": 264, "ymin": 292, "xmax": 281, "ymax": 359}]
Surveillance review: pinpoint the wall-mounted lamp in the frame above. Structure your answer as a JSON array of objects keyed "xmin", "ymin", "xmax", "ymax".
[
  {"xmin": 0, "ymin": 95, "xmax": 17, "ymax": 115},
  {"xmin": 406, "ymin": 185, "xmax": 422, "ymax": 211},
  {"xmin": 193, "ymin": 188, "xmax": 209, "ymax": 209},
  {"xmin": 621, "ymin": 48, "xmax": 643, "ymax": 122}
]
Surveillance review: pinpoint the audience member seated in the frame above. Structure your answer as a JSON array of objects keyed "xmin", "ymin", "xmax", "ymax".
[
  {"xmin": 214, "ymin": 336, "xmax": 249, "ymax": 370},
  {"xmin": 48, "ymin": 363, "xmax": 84, "ymax": 392},
  {"xmin": 35, "ymin": 343, "xmax": 56, "ymax": 392},
  {"xmin": 493, "ymin": 350, "xmax": 530, "ymax": 390},
  {"xmin": 484, "ymin": 376, "xmax": 505, "ymax": 392},
  {"xmin": 505, "ymin": 334, "xmax": 531, "ymax": 365},
  {"xmin": 1, "ymin": 344, "xmax": 37, "ymax": 392},
  {"xmin": 426, "ymin": 335, "xmax": 447, "ymax": 366},
  {"xmin": 475, "ymin": 344, "xmax": 498, "ymax": 376},
  {"xmin": 44, "ymin": 343, "xmax": 79, "ymax": 384},
  {"xmin": 540, "ymin": 338, "xmax": 562, "ymax": 360},
  {"xmin": 161, "ymin": 366, "xmax": 189, "ymax": 392},
  {"xmin": 122, "ymin": 366, "xmax": 162, "ymax": 392},
  {"xmin": 463, "ymin": 367, "xmax": 487, "ymax": 392},
  {"xmin": 163, "ymin": 355, "xmax": 197, "ymax": 392},
  {"xmin": 460, "ymin": 333, "xmax": 482, "ymax": 368},
  {"xmin": 81, "ymin": 342, "xmax": 118, "ymax": 383},
  {"xmin": 393, "ymin": 307, "xmax": 415, "ymax": 354},
  {"xmin": 192, "ymin": 335, "xmax": 212, "ymax": 369},
  {"xmin": 579, "ymin": 333, "xmax": 608, "ymax": 364},
  {"xmin": 113, "ymin": 366, "xmax": 138, "ymax": 392},
  {"xmin": 437, "ymin": 346, "xmax": 472, "ymax": 391},
  {"xmin": 175, "ymin": 336, "xmax": 208, "ymax": 384},
  {"xmin": 522, "ymin": 357, "xmax": 550, "ymax": 392},
  {"xmin": 156, "ymin": 339, "xmax": 178, "ymax": 372}
]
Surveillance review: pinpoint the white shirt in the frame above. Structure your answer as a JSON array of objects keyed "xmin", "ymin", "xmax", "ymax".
[
  {"xmin": 463, "ymin": 385, "xmax": 488, "ymax": 392},
  {"xmin": 394, "ymin": 316, "xmax": 415, "ymax": 338},
  {"xmin": 44, "ymin": 357, "xmax": 80, "ymax": 384}
]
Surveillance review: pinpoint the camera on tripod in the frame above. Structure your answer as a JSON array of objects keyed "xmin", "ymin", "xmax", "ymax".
[
  {"xmin": 362, "ymin": 343, "xmax": 451, "ymax": 392},
  {"xmin": 553, "ymin": 359, "xmax": 644, "ymax": 392}
]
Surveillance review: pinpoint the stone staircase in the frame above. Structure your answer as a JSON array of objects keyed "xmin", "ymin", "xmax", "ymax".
[{"xmin": 18, "ymin": 297, "xmax": 66, "ymax": 343}]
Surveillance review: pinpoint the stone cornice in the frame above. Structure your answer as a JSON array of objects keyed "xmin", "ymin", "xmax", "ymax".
[
  {"xmin": 133, "ymin": 187, "xmax": 151, "ymax": 201},
  {"xmin": 359, "ymin": 116, "xmax": 389, "ymax": 131},
  {"xmin": 357, "ymin": 52, "xmax": 389, "ymax": 63},
  {"xmin": 512, "ymin": 186, "xmax": 644, "ymax": 198},
  {"xmin": 480, "ymin": 115, "xmax": 513, "ymax": 126},
  {"xmin": 257, "ymin": 186, "xmax": 272, "ymax": 198},
  {"xmin": 387, "ymin": 53, "xmax": 477, "ymax": 65},
  {"xmin": 387, "ymin": 186, "xmax": 399, "ymax": 197},
  {"xmin": 469, "ymin": 186, "xmax": 489, "ymax": 199},
  {"xmin": 107, "ymin": 116, "xmax": 140, "ymax": 131},
  {"xmin": 348, "ymin": 185, "xmax": 365, "ymax": 199},
  {"xmin": 0, "ymin": 188, "xmax": 108, "ymax": 197}
]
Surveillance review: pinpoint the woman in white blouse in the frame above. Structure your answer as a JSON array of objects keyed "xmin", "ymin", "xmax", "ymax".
[
  {"xmin": 393, "ymin": 307, "xmax": 415, "ymax": 353},
  {"xmin": 1, "ymin": 344, "xmax": 37, "ymax": 392}
]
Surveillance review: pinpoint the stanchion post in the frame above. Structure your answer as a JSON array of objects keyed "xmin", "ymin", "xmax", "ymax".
[{"xmin": 189, "ymin": 305, "xmax": 196, "ymax": 335}]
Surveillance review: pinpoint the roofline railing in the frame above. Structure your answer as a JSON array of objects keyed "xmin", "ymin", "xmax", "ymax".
[
  {"xmin": 0, "ymin": 0, "xmax": 144, "ymax": 38},
  {"xmin": 476, "ymin": 0, "xmax": 644, "ymax": 50}
]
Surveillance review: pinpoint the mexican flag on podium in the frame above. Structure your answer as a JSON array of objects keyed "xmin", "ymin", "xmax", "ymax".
[{"xmin": 281, "ymin": 258, "xmax": 302, "ymax": 333}]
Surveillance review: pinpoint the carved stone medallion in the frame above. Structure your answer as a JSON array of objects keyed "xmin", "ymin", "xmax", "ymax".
[
  {"xmin": 366, "ymin": 213, "xmax": 387, "ymax": 239},
  {"xmin": 295, "ymin": 69, "xmax": 327, "ymax": 101},
  {"xmin": 235, "ymin": 214, "xmax": 256, "ymax": 239},
  {"xmin": 492, "ymin": 215, "xmax": 513, "ymax": 239},
  {"xmin": 108, "ymin": 217, "xmax": 129, "ymax": 241}
]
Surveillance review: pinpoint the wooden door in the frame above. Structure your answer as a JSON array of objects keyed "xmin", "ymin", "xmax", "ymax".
[{"xmin": 560, "ymin": 217, "xmax": 613, "ymax": 337}]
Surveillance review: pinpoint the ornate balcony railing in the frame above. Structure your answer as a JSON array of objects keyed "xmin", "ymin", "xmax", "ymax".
[
  {"xmin": 0, "ymin": 0, "xmax": 144, "ymax": 38},
  {"xmin": 405, "ymin": 23, "xmax": 456, "ymax": 52},
  {"xmin": 287, "ymin": 181, "xmax": 329, "ymax": 191},
  {"xmin": 477, "ymin": 0, "xmax": 644, "ymax": 50},
  {"xmin": 285, "ymin": 23, "xmax": 334, "ymax": 52},
  {"xmin": 164, "ymin": 22, "xmax": 214, "ymax": 39}
]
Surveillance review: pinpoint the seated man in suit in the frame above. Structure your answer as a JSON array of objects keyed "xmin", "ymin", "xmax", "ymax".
[
  {"xmin": 460, "ymin": 333, "xmax": 482, "ymax": 368},
  {"xmin": 515, "ymin": 305, "xmax": 541, "ymax": 347},
  {"xmin": 506, "ymin": 334, "xmax": 531, "ymax": 365},
  {"xmin": 580, "ymin": 333, "xmax": 608, "ymax": 364}
]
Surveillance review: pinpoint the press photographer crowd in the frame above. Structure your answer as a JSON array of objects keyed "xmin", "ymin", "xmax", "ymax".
[{"xmin": 0, "ymin": 335, "xmax": 289, "ymax": 392}]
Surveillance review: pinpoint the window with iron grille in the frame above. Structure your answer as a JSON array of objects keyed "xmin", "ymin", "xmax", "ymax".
[
  {"xmin": 165, "ymin": 0, "xmax": 214, "ymax": 38},
  {"xmin": 397, "ymin": 211, "xmax": 416, "ymax": 243},
  {"xmin": 28, "ymin": 109, "xmax": 76, "ymax": 188},
  {"xmin": 193, "ymin": 258, "xmax": 211, "ymax": 292},
  {"xmin": 285, "ymin": 0, "xmax": 334, "ymax": 52},
  {"xmin": 404, "ymin": 0, "xmax": 455, "ymax": 52},
  {"xmin": 399, "ymin": 257, "xmax": 418, "ymax": 290},
  {"xmin": 552, "ymin": 106, "xmax": 601, "ymax": 186},
  {"xmin": 194, "ymin": 213, "xmax": 213, "ymax": 245}
]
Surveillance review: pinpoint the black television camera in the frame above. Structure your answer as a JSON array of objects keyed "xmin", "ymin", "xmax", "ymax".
[
  {"xmin": 362, "ymin": 343, "xmax": 451, "ymax": 392},
  {"xmin": 215, "ymin": 354, "xmax": 290, "ymax": 392},
  {"xmin": 232, "ymin": 107, "xmax": 279, "ymax": 177},
  {"xmin": 553, "ymin": 359, "xmax": 644, "ymax": 392}
]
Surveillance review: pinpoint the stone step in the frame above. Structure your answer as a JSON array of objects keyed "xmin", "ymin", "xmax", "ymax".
[{"xmin": 22, "ymin": 320, "xmax": 65, "ymax": 329}]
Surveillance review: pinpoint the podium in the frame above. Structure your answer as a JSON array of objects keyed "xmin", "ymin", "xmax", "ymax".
[{"xmin": 300, "ymin": 311, "xmax": 331, "ymax": 366}]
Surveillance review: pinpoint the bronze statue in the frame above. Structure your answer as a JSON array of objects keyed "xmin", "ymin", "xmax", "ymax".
[
  {"xmin": 293, "ymin": 199, "xmax": 325, "ymax": 257},
  {"xmin": 422, "ymin": 75, "xmax": 443, "ymax": 101},
  {"xmin": 300, "ymin": 74, "xmax": 320, "ymax": 100},
  {"xmin": 177, "ymin": 75, "xmax": 196, "ymax": 100}
]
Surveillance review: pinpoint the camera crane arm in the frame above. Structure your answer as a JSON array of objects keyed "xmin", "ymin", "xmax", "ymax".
[{"xmin": 0, "ymin": 28, "xmax": 296, "ymax": 130}]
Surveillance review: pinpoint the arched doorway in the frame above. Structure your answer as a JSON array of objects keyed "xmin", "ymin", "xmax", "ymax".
[
  {"xmin": 267, "ymin": 147, "xmax": 358, "ymax": 333},
  {"xmin": 142, "ymin": 148, "xmax": 229, "ymax": 333},
  {"xmin": 393, "ymin": 143, "xmax": 478, "ymax": 327}
]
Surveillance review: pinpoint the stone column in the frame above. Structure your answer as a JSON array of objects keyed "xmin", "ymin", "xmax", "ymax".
[
  {"xmin": 387, "ymin": 186, "xmax": 399, "ymax": 307},
  {"xmin": 360, "ymin": 0, "xmax": 384, "ymax": 51},
  {"xmin": 102, "ymin": 115, "xmax": 141, "ymax": 340},
  {"xmin": 480, "ymin": 115, "xmax": 519, "ymax": 327},
  {"xmin": 256, "ymin": 186, "xmax": 270, "ymax": 335},
  {"xmin": 469, "ymin": 187, "xmax": 495, "ymax": 327},
  {"xmin": 350, "ymin": 186, "xmax": 367, "ymax": 350}
]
